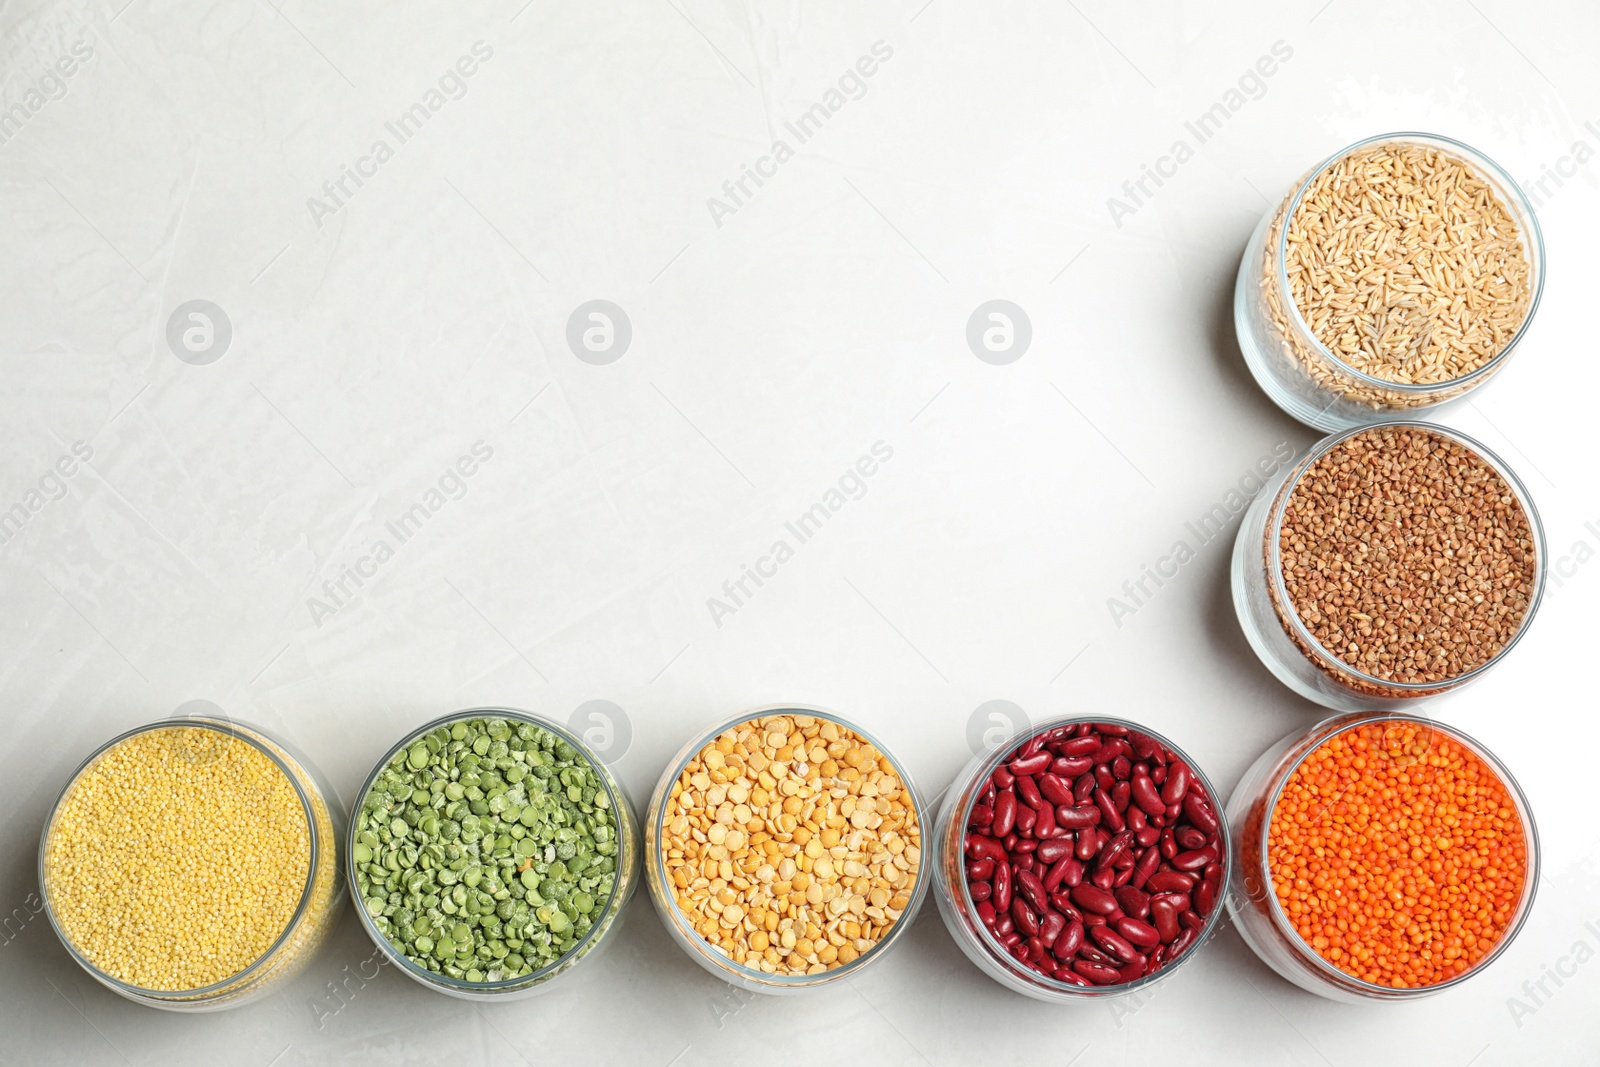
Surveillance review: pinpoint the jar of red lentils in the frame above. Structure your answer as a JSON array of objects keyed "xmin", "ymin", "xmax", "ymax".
[
  {"xmin": 1225, "ymin": 712, "xmax": 1538, "ymax": 1001},
  {"xmin": 933, "ymin": 716, "xmax": 1231, "ymax": 1001},
  {"xmin": 1231, "ymin": 421, "xmax": 1546, "ymax": 711},
  {"xmin": 38, "ymin": 715, "xmax": 345, "ymax": 1011},
  {"xmin": 645, "ymin": 706, "xmax": 929, "ymax": 993}
]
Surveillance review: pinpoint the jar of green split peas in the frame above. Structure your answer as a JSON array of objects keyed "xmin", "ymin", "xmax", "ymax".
[
  {"xmin": 39, "ymin": 716, "xmax": 345, "ymax": 1011},
  {"xmin": 347, "ymin": 708, "xmax": 639, "ymax": 1000}
]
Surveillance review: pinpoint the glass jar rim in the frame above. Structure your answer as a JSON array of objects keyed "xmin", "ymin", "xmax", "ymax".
[
  {"xmin": 1266, "ymin": 420, "xmax": 1547, "ymax": 691},
  {"xmin": 346, "ymin": 706, "xmax": 632, "ymax": 994},
  {"xmin": 38, "ymin": 716, "xmax": 321, "ymax": 1000},
  {"xmin": 1272, "ymin": 130, "xmax": 1546, "ymax": 394},
  {"xmin": 648, "ymin": 703, "xmax": 930, "ymax": 987},
  {"xmin": 1253, "ymin": 711, "xmax": 1540, "ymax": 996},
  {"xmin": 947, "ymin": 714, "xmax": 1232, "ymax": 997}
]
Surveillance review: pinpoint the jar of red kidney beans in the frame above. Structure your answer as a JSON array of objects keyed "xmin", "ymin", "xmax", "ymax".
[{"xmin": 933, "ymin": 717, "xmax": 1230, "ymax": 1001}]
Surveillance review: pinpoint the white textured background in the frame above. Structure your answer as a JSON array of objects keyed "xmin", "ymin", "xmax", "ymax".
[{"xmin": 2, "ymin": 1, "xmax": 1598, "ymax": 1064}]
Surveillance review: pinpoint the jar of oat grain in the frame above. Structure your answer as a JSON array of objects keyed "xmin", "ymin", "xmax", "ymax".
[{"xmin": 1234, "ymin": 133, "xmax": 1543, "ymax": 431}]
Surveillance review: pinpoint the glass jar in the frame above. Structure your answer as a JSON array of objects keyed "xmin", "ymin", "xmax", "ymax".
[
  {"xmin": 39, "ymin": 716, "xmax": 345, "ymax": 1011},
  {"xmin": 347, "ymin": 708, "xmax": 638, "ymax": 1001},
  {"xmin": 1234, "ymin": 132, "xmax": 1544, "ymax": 432},
  {"xmin": 645, "ymin": 705, "xmax": 930, "ymax": 994},
  {"xmin": 1225, "ymin": 712, "xmax": 1538, "ymax": 1002},
  {"xmin": 1231, "ymin": 421, "xmax": 1546, "ymax": 711},
  {"xmin": 932, "ymin": 716, "xmax": 1230, "ymax": 1002}
]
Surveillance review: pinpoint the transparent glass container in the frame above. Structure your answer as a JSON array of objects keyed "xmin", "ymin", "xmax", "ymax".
[
  {"xmin": 1232, "ymin": 421, "xmax": 1546, "ymax": 711},
  {"xmin": 1224, "ymin": 712, "xmax": 1538, "ymax": 1002},
  {"xmin": 645, "ymin": 705, "xmax": 930, "ymax": 994},
  {"xmin": 39, "ymin": 716, "xmax": 345, "ymax": 1011},
  {"xmin": 347, "ymin": 707, "xmax": 638, "ymax": 1001},
  {"xmin": 933, "ymin": 716, "xmax": 1230, "ymax": 1002},
  {"xmin": 1234, "ymin": 132, "xmax": 1544, "ymax": 432}
]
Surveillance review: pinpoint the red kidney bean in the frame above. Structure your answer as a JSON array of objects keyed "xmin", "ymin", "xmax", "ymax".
[
  {"xmin": 1152, "ymin": 891, "xmax": 1191, "ymax": 914},
  {"xmin": 1071, "ymin": 883, "xmax": 1118, "ymax": 915},
  {"xmin": 1131, "ymin": 773, "xmax": 1165, "ymax": 817},
  {"xmin": 1016, "ymin": 869, "xmax": 1050, "ymax": 914},
  {"xmin": 1116, "ymin": 916, "xmax": 1161, "ymax": 948},
  {"xmin": 991, "ymin": 792, "xmax": 1017, "ymax": 838},
  {"xmin": 992, "ymin": 862, "xmax": 1012, "ymax": 912},
  {"xmin": 1128, "ymin": 731, "xmax": 1157, "ymax": 761},
  {"xmin": 1055, "ymin": 805, "xmax": 1100, "ymax": 830},
  {"xmin": 1039, "ymin": 909, "xmax": 1065, "ymax": 947},
  {"xmin": 1037, "ymin": 773, "xmax": 1075, "ymax": 807},
  {"xmin": 1058, "ymin": 735, "xmax": 1101, "ymax": 757},
  {"xmin": 1097, "ymin": 830, "xmax": 1133, "ymax": 870},
  {"xmin": 1096, "ymin": 723, "xmax": 1130, "ymax": 737},
  {"xmin": 1073, "ymin": 773, "xmax": 1096, "ymax": 804},
  {"xmin": 1010, "ymin": 752, "xmax": 1052, "ymax": 776},
  {"xmin": 1172, "ymin": 846, "xmax": 1217, "ymax": 872},
  {"xmin": 1115, "ymin": 885, "xmax": 1150, "ymax": 919},
  {"xmin": 1183, "ymin": 792, "xmax": 1219, "ymax": 837},
  {"xmin": 1132, "ymin": 846, "xmax": 1161, "ymax": 888},
  {"xmin": 1052, "ymin": 919, "xmax": 1084, "ymax": 960},
  {"xmin": 1194, "ymin": 877, "xmax": 1218, "ymax": 918},
  {"xmin": 1094, "ymin": 789, "xmax": 1123, "ymax": 832},
  {"xmin": 967, "ymin": 835, "xmax": 1006, "ymax": 864},
  {"xmin": 1075, "ymin": 961, "xmax": 1122, "ymax": 985},
  {"xmin": 1162, "ymin": 761, "xmax": 1190, "ymax": 805},
  {"xmin": 1044, "ymin": 854, "xmax": 1082, "ymax": 891},
  {"xmin": 964, "ymin": 722, "xmax": 1225, "ymax": 990},
  {"xmin": 1090, "ymin": 925, "xmax": 1140, "ymax": 963},
  {"xmin": 1150, "ymin": 899, "xmax": 1179, "ymax": 943},
  {"xmin": 1146, "ymin": 870, "xmax": 1195, "ymax": 894},
  {"xmin": 1012, "ymin": 897, "xmax": 1040, "ymax": 937},
  {"xmin": 1036, "ymin": 838, "xmax": 1073, "ymax": 865},
  {"xmin": 1054, "ymin": 968, "xmax": 1092, "ymax": 987},
  {"xmin": 1052, "ymin": 756, "xmax": 1095, "ymax": 779}
]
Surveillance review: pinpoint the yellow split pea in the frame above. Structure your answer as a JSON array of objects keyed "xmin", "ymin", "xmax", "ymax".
[
  {"xmin": 43, "ymin": 727, "xmax": 313, "ymax": 991},
  {"xmin": 661, "ymin": 714, "xmax": 921, "ymax": 975}
]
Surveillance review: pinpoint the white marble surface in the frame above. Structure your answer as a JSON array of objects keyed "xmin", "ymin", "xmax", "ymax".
[{"xmin": 3, "ymin": 0, "xmax": 1598, "ymax": 1063}]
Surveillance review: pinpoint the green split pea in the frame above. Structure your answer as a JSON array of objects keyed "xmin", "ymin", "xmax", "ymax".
[{"xmin": 354, "ymin": 717, "xmax": 619, "ymax": 982}]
